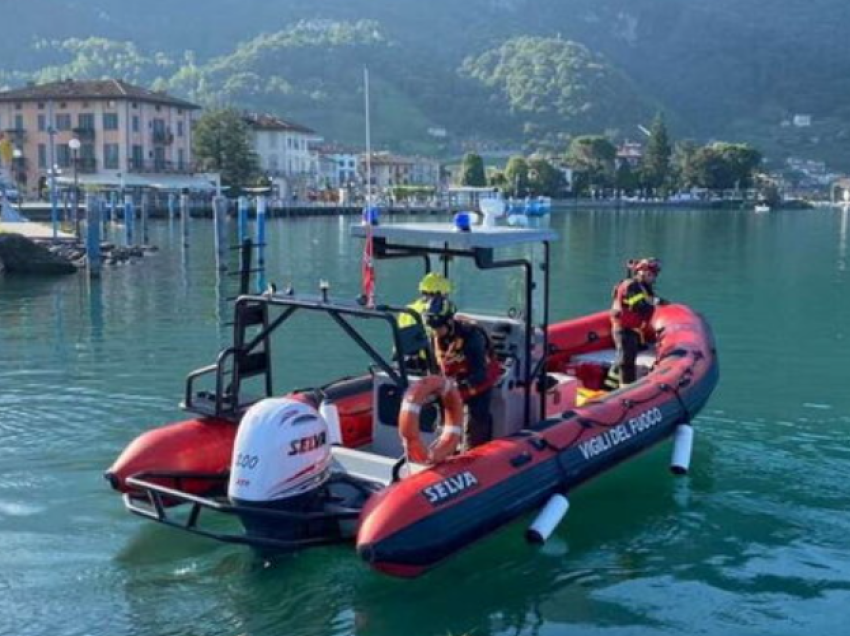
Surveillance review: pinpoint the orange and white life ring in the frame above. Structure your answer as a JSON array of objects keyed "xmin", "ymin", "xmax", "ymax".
[{"xmin": 399, "ymin": 375, "xmax": 465, "ymax": 464}]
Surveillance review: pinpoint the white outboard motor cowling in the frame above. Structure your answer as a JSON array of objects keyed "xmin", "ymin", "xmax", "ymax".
[{"xmin": 228, "ymin": 398, "xmax": 333, "ymax": 544}]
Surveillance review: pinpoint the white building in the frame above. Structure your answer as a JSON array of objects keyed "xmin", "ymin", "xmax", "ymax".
[{"xmin": 243, "ymin": 113, "xmax": 321, "ymax": 197}]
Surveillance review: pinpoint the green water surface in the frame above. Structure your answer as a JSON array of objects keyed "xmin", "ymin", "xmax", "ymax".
[{"xmin": 1, "ymin": 207, "xmax": 849, "ymax": 636}]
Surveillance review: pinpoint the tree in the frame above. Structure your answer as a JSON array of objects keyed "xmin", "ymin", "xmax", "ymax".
[
  {"xmin": 193, "ymin": 107, "xmax": 259, "ymax": 188},
  {"xmin": 640, "ymin": 112, "xmax": 672, "ymax": 194},
  {"xmin": 671, "ymin": 140, "xmax": 699, "ymax": 190},
  {"xmin": 565, "ymin": 135, "xmax": 616, "ymax": 194},
  {"xmin": 458, "ymin": 153, "xmax": 486, "ymax": 186},
  {"xmin": 689, "ymin": 142, "xmax": 762, "ymax": 191},
  {"xmin": 713, "ymin": 143, "xmax": 762, "ymax": 189},
  {"xmin": 614, "ymin": 162, "xmax": 639, "ymax": 196},
  {"xmin": 488, "ymin": 169, "xmax": 507, "ymax": 189},
  {"xmin": 504, "ymin": 156, "xmax": 529, "ymax": 196},
  {"xmin": 527, "ymin": 158, "xmax": 563, "ymax": 197}
]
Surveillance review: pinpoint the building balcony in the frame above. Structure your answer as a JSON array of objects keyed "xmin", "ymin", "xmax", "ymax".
[
  {"xmin": 3, "ymin": 128, "xmax": 26, "ymax": 143},
  {"xmin": 128, "ymin": 159, "xmax": 194, "ymax": 174},
  {"xmin": 72, "ymin": 127, "xmax": 96, "ymax": 141},
  {"xmin": 152, "ymin": 130, "xmax": 174, "ymax": 145}
]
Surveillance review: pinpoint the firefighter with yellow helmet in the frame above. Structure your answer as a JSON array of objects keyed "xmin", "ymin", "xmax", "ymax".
[{"xmin": 398, "ymin": 272, "xmax": 453, "ymax": 329}]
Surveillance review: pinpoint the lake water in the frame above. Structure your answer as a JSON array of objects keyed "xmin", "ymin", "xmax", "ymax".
[{"xmin": 2, "ymin": 207, "xmax": 849, "ymax": 636}]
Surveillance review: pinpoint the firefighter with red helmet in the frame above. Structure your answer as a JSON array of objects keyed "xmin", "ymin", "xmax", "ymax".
[
  {"xmin": 605, "ymin": 257, "xmax": 664, "ymax": 389},
  {"xmin": 423, "ymin": 296, "xmax": 501, "ymax": 449}
]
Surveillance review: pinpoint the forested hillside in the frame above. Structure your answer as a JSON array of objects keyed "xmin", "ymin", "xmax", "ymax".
[{"xmin": 2, "ymin": 0, "xmax": 848, "ymax": 165}]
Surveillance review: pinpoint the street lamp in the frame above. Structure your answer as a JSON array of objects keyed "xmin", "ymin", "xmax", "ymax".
[
  {"xmin": 12, "ymin": 147, "xmax": 23, "ymax": 204},
  {"xmin": 68, "ymin": 137, "xmax": 81, "ymax": 238}
]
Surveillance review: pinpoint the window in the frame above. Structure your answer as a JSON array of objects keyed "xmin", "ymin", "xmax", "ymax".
[
  {"xmin": 38, "ymin": 144, "xmax": 47, "ymax": 169},
  {"xmin": 132, "ymin": 145, "xmax": 143, "ymax": 168},
  {"xmin": 56, "ymin": 114, "xmax": 72, "ymax": 131},
  {"xmin": 14, "ymin": 114, "xmax": 24, "ymax": 131},
  {"xmin": 269, "ymin": 155, "xmax": 279, "ymax": 170},
  {"xmin": 131, "ymin": 102, "xmax": 138, "ymax": 109},
  {"xmin": 78, "ymin": 113, "xmax": 95, "ymax": 130},
  {"xmin": 57, "ymin": 144, "xmax": 71, "ymax": 168},
  {"xmin": 103, "ymin": 144, "xmax": 119, "ymax": 169},
  {"xmin": 177, "ymin": 148, "xmax": 185, "ymax": 170},
  {"xmin": 153, "ymin": 146, "xmax": 166, "ymax": 170},
  {"xmin": 103, "ymin": 113, "xmax": 119, "ymax": 130},
  {"xmin": 14, "ymin": 102, "xmax": 21, "ymax": 110},
  {"xmin": 177, "ymin": 120, "xmax": 184, "ymax": 137},
  {"xmin": 38, "ymin": 102, "xmax": 45, "ymax": 110},
  {"xmin": 106, "ymin": 100, "xmax": 116, "ymax": 109},
  {"xmin": 38, "ymin": 114, "xmax": 46, "ymax": 132},
  {"xmin": 132, "ymin": 115, "xmax": 140, "ymax": 133}
]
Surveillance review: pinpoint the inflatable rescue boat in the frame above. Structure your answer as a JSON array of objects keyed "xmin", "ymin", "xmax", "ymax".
[{"xmin": 106, "ymin": 223, "xmax": 718, "ymax": 577}]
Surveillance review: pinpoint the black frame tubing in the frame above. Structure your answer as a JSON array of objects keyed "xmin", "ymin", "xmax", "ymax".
[{"xmin": 371, "ymin": 237, "xmax": 553, "ymax": 427}]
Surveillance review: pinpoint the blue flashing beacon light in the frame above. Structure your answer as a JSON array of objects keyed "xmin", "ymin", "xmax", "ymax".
[
  {"xmin": 362, "ymin": 206, "xmax": 380, "ymax": 226},
  {"xmin": 453, "ymin": 211, "xmax": 473, "ymax": 232}
]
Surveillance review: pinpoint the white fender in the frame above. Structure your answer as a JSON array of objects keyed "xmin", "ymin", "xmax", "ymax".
[
  {"xmin": 526, "ymin": 493, "xmax": 570, "ymax": 544},
  {"xmin": 670, "ymin": 424, "xmax": 694, "ymax": 475}
]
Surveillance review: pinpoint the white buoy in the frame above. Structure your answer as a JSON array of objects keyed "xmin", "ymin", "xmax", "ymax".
[
  {"xmin": 319, "ymin": 400, "xmax": 343, "ymax": 445},
  {"xmin": 670, "ymin": 424, "xmax": 694, "ymax": 475},
  {"xmin": 526, "ymin": 493, "xmax": 570, "ymax": 544}
]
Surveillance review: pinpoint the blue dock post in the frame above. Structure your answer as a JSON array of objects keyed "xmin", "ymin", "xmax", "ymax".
[
  {"xmin": 99, "ymin": 195, "xmax": 108, "ymax": 238},
  {"xmin": 180, "ymin": 193, "xmax": 190, "ymax": 249},
  {"xmin": 85, "ymin": 194, "xmax": 102, "ymax": 277},
  {"xmin": 256, "ymin": 195, "xmax": 267, "ymax": 292},
  {"xmin": 140, "ymin": 191, "xmax": 150, "ymax": 245},
  {"xmin": 237, "ymin": 195, "xmax": 249, "ymax": 244},
  {"xmin": 124, "ymin": 194, "xmax": 134, "ymax": 246},
  {"xmin": 109, "ymin": 191, "xmax": 117, "ymax": 224},
  {"xmin": 213, "ymin": 195, "xmax": 228, "ymax": 271},
  {"xmin": 168, "ymin": 192, "xmax": 176, "ymax": 221}
]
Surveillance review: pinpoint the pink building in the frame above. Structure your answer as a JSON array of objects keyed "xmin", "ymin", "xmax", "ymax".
[{"xmin": 0, "ymin": 79, "xmax": 201, "ymax": 196}]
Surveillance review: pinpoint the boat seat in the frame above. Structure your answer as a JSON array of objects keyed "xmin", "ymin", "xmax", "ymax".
[{"xmin": 331, "ymin": 446, "xmax": 427, "ymax": 487}]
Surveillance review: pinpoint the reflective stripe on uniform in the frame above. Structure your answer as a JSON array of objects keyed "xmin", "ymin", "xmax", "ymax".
[{"xmin": 623, "ymin": 292, "xmax": 648, "ymax": 307}]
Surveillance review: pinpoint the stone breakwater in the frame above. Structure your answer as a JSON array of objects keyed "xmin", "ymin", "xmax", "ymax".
[{"xmin": 0, "ymin": 233, "xmax": 155, "ymax": 275}]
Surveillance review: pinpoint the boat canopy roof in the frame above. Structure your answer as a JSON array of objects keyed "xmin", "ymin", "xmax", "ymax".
[{"xmin": 350, "ymin": 223, "xmax": 557, "ymax": 249}]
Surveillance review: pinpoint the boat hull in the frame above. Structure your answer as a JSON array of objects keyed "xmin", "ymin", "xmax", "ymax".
[
  {"xmin": 355, "ymin": 304, "xmax": 718, "ymax": 576},
  {"xmin": 107, "ymin": 304, "xmax": 718, "ymax": 576}
]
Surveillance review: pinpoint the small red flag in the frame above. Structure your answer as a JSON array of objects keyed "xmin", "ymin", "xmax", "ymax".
[{"xmin": 362, "ymin": 223, "xmax": 375, "ymax": 307}]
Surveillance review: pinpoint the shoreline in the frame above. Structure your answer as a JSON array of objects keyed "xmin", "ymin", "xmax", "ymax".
[{"xmin": 13, "ymin": 197, "xmax": 815, "ymax": 222}]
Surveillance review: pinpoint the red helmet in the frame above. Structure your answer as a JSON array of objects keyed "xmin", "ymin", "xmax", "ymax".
[{"xmin": 630, "ymin": 257, "xmax": 661, "ymax": 275}]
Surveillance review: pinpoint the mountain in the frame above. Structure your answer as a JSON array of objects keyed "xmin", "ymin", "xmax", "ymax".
[{"xmin": 2, "ymin": 0, "xmax": 849, "ymax": 166}]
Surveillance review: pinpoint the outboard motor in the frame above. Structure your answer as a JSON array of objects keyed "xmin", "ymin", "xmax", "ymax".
[{"xmin": 228, "ymin": 398, "xmax": 334, "ymax": 545}]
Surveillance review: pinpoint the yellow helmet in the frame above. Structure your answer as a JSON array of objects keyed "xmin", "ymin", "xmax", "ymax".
[{"xmin": 419, "ymin": 272, "xmax": 453, "ymax": 295}]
